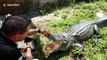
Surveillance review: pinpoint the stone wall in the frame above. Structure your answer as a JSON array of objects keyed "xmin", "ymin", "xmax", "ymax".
[
  {"xmin": 0, "ymin": 0, "xmax": 71, "ymax": 15},
  {"xmin": 32, "ymin": 0, "xmax": 72, "ymax": 9}
]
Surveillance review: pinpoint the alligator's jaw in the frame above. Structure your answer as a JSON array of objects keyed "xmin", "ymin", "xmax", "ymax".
[{"xmin": 43, "ymin": 40, "xmax": 63, "ymax": 57}]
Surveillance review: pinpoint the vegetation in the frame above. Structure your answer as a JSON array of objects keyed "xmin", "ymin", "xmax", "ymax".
[{"xmin": 34, "ymin": 0, "xmax": 107, "ymax": 60}]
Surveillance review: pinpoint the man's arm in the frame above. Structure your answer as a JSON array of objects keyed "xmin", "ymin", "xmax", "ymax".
[
  {"xmin": 27, "ymin": 29, "xmax": 39, "ymax": 36},
  {"xmin": 27, "ymin": 28, "xmax": 51, "ymax": 36},
  {"xmin": 25, "ymin": 48, "xmax": 32, "ymax": 60},
  {"xmin": 20, "ymin": 45, "xmax": 33, "ymax": 60}
]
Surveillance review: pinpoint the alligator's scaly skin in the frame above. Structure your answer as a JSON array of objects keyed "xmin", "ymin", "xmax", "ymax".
[{"xmin": 43, "ymin": 16, "xmax": 107, "ymax": 56}]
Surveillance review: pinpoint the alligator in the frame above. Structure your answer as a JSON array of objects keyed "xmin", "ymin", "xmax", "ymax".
[{"xmin": 43, "ymin": 16, "xmax": 107, "ymax": 58}]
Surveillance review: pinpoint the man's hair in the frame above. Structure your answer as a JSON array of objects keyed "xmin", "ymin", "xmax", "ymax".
[{"xmin": 1, "ymin": 16, "xmax": 29, "ymax": 36}]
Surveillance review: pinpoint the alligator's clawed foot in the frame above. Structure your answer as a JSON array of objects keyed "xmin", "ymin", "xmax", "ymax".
[
  {"xmin": 73, "ymin": 53, "xmax": 84, "ymax": 60},
  {"xmin": 97, "ymin": 35, "xmax": 102, "ymax": 42}
]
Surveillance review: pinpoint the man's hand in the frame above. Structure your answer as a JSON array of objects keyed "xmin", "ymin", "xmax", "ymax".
[
  {"xmin": 20, "ymin": 45, "xmax": 33, "ymax": 60},
  {"xmin": 20, "ymin": 45, "xmax": 29, "ymax": 52},
  {"xmin": 39, "ymin": 28, "xmax": 51, "ymax": 37}
]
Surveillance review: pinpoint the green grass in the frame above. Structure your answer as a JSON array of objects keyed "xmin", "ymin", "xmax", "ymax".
[{"xmin": 33, "ymin": 0, "xmax": 107, "ymax": 60}]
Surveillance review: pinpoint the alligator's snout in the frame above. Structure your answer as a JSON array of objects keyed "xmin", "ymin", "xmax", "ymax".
[{"xmin": 42, "ymin": 40, "xmax": 63, "ymax": 57}]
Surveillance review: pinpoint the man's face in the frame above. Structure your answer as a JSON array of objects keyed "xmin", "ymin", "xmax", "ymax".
[{"xmin": 15, "ymin": 27, "xmax": 29, "ymax": 42}]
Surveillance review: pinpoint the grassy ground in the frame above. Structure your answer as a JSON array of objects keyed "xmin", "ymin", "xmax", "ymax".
[{"xmin": 33, "ymin": 0, "xmax": 107, "ymax": 60}]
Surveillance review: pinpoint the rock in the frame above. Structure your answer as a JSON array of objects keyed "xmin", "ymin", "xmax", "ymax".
[
  {"xmin": 31, "ymin": 13, "xmax": 61, "ymax": 27},
  {"xmin": 96, "ymin": 9, "xmax": 105, "ymax": 18}
]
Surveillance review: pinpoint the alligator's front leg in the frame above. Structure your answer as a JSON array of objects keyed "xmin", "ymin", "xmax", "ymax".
[
  {"xmin": 72, "ymin": 43, "xmax": 84, "ymax": 60},
  {"xmin": 93, "ymin": 24, "xmax": 102, "ymax": 42},
  {"xmin": 72, "ymin": 43, "xmax": 84, "ymax": 55}
]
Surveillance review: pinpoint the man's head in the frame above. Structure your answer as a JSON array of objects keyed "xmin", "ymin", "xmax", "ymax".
[{"xmin": 1, "ymin": 16, "xmax": 29, "ymax": 42}]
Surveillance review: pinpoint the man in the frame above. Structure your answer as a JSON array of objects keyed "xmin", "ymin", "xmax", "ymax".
[{"xmin": 0, "ymin": 16, "xmax": 50, "ymax": 60}]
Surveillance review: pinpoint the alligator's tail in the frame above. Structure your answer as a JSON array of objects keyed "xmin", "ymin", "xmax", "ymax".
[{"xmin": 93, "ymin": 16, "xmax": 107, "ymax": 27}]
